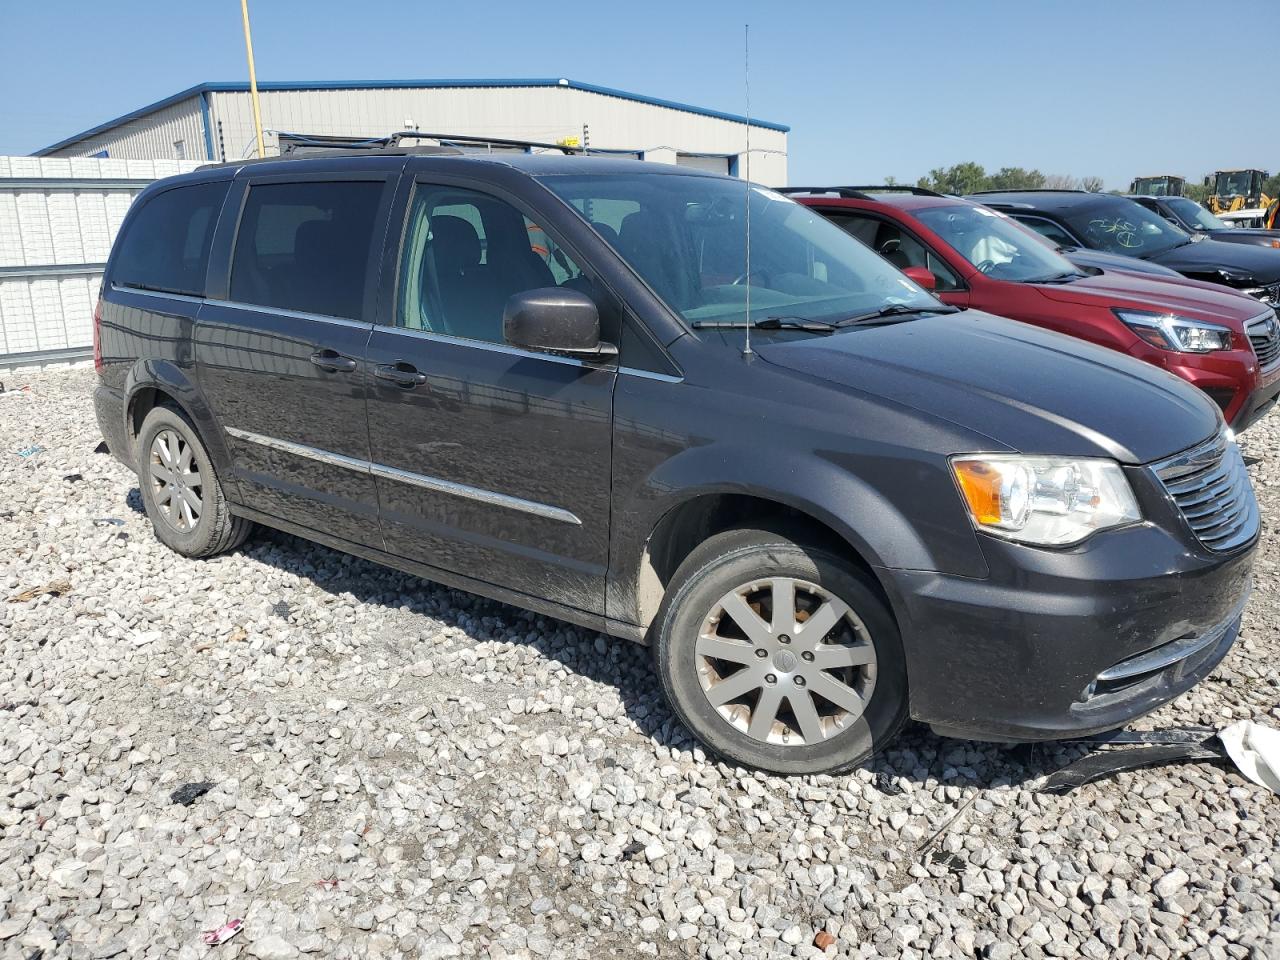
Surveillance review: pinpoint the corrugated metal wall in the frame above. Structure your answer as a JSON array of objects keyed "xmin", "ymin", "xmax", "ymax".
[
  {"xmin": 45, "ymin": 97, "xmax": 209, "ymax": 162},
  {"xmin": 0, "ymin": 157, "xmax": 203, "ymax": 368},
  {"xmin": 207, "ymin": 85, "xmax": 788, "ymax": 183}
]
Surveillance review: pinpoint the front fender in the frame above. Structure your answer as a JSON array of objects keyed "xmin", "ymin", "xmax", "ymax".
[{"xmin": 607, "ymin": 440, "xmax": 989, "ymax": 627}]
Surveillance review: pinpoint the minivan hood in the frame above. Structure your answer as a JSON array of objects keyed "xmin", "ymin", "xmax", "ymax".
[
  {"xmin": 1150, "ymin": 237, "xmax": 1280, "ymax": 285},
  {"xmin": 757, "ymin": 310, "xmax": 1220, "ymax": 464},
  {"xmin": 1035, "ymin": 271, "xmax": 1268, "ymax": 329}
]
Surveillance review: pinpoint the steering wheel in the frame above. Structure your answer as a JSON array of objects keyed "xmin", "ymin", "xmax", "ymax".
[
  {"xmin": 732, "ymin": 268, "xmax": 772, "ymax": 286},
  {"xmin": 975, "ymin": 259, "xmax": 997, "ymax": 275}
]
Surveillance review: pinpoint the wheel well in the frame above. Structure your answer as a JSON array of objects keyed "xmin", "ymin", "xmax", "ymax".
[
  {"xmin": 127, "ymin": 387, "xmax": 181, "ymax": 444},
  {"xmin": 636, "ymin": 493, "xmax": 884, "ymax": 632}
]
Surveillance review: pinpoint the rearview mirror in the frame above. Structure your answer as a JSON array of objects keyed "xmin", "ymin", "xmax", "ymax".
[
  {"xmin": 901, "ymin": 266, "xmax": 937, "ymax": 290},
  {"xmin": 504, "ymin": 288, "xmax": 617, "ymax": 360}
]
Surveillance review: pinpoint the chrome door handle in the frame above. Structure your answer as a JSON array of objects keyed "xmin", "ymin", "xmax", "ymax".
[
  {"xmin": 310, "ymin": 350, "xmax": 357, "ymax": 373},
  {"xmin": 374, "ymin": 362, "xmax": 428, "ymax": 388}
]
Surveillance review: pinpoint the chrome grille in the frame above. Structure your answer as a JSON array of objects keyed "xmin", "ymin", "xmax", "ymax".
[
  {"xmin": 1154, "ymin": 431, "xmax": 1259, "ymax": 552},
  {"xmin": 1247, "ymin": 312, "xmax": 1280, "ymax": 372},
  {"xmin": 1257, "ymin": 282, "xmax": 1280, "ymax": 305}
]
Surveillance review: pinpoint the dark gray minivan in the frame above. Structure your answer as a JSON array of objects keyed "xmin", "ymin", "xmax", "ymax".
[{"xmin": 95, "ymin": 151, "xmax": 1258, "ymax": 775}]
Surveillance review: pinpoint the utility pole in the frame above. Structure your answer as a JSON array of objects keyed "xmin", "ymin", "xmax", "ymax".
[{"xmin": 240, "ymin": 0, "xmax": 266, "ymax": 158}]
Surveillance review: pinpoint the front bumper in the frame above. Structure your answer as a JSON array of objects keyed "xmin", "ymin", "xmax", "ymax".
[{"xmin": 880, "ymin": 523, "xmax": 1255, "ymax": 742}]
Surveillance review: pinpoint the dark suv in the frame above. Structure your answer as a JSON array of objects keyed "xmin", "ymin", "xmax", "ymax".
[
  {"xmin": 973, "ymin": 190, "xmax": 1280, "ymax": 309},
  {"xmin": 1128, "ymin": 194, "xmax": 1280, "ymax": 249},
  {"xmin": 95, "ymin": 152, "xmax": 1258, "ymax": 775}
]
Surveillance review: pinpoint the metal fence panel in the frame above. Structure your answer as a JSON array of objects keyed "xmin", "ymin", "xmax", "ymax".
[{"xmin": 0, "ymin": 156, "xmax": 202, "ymax": 368}]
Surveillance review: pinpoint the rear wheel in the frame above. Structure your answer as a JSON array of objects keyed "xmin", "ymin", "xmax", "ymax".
[
  {"xmin": 136, "ymin": 405, "xmax": 252, "ymax": 558},
  {"xmin": 653, "ymin": 527, "xmax": 907, "ymax": 775}
]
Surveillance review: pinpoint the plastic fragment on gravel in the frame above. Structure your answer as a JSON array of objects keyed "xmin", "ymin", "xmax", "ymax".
[
  {"xmin": 16, "ymin": 444, "xmax": 44, "ymax": 457},
  {"xmin": 7, "ymin": 579, "xmax": 72, "ymax": 603},
  {"xmin": 170, "ymin": 781, "xmax": 216, "ymax": 806},
  {"xmin": 1220, "ymin": 720, "xmax": 1280, "ymax": 793},
  {"xmin": 201, "ymin": 918, "xmax": 243, "ymax": 945}
]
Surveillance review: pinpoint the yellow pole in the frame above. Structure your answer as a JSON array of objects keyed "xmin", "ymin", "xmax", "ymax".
[{"xmin": 240, "ymin": 0, "xmax": 266, "ymax": 158}]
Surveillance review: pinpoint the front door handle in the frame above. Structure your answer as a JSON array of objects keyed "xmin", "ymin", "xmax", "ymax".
[
  {"xmin": 310, "ymin": 349, "xmax": 357, "ymax": 373},
  {"xmin": 374, "ymin": 361, "xmax": 428, "ymax": 388}
]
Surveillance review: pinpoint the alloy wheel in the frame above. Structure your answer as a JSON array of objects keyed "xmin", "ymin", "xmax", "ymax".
[
  {"xmin": 695, "ymin": 577, "xmax": 877, "ymax": 746},
  {"xmin": 148, "ymin": 428, "xmax": 204, "ymax": 532}
]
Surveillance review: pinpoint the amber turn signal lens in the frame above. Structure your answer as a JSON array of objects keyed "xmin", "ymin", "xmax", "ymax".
[{"xmin": 952, "ymin": 460, "xmax": 1004, "ymax": 525}]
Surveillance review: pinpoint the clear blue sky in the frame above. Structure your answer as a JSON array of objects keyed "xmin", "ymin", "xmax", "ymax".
[{"xmin": 2, "ymin": 0, "xmax": 1275, "ymax": 189}]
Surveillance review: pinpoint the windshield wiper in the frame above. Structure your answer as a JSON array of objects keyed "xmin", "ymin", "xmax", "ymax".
[
  {"xmin": 833, "ymin": 303, "xmax": 958, "ymax": 327},
  {"xmin": 690, "ymin": 315, "xmax": 837, "ymax": 333},
  {"xmin": 1030, "ymin": 271, "xmax": 1086, "ymax": 284}
]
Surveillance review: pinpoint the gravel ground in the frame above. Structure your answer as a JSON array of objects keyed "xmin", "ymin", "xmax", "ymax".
[{"xmin": 1, "ymin": 366, "xmax": 1278, "ymax": 960}]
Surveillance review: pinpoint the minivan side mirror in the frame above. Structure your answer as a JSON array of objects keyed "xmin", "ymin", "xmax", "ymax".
[
  {"xmin": 503, "ymin": 288, "xmax": 617, "ymax": 360},
  {"xmin": 901, "ymin": 266, "xmax": 937, "ymax": 290}
]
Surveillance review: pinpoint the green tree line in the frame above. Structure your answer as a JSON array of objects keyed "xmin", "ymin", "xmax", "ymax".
[{"xmin": 912, "ymin": 162, "xmax": 1105, "ymax": 195}]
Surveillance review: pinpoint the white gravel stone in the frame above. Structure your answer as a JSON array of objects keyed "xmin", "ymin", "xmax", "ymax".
[{"xmin": 1, "ymin": 367, "xmax": 1279, "ymax": 959}]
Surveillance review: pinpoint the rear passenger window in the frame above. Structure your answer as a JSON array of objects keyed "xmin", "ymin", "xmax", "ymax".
[
  {"xmin": 112, "ymin": 181, "xmax": 228, "ymax": 296},
  {"xmin": 230, "ymin": 180, "xmax": 383, "ymax": 320}
]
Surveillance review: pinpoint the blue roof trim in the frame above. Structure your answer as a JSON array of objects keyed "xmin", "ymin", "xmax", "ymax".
[{"xmin": 34, "ymin": 78, "xmax": 789, "ymax": 155}]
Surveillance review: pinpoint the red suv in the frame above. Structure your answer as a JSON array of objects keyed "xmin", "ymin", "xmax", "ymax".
[{"xmin": 790, "ymin": 186, "xmax": 1280, "ymax": 431}]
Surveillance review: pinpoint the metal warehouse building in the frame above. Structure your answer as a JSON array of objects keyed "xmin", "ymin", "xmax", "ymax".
[{"xmin": 35, "ymin": 78, "xmax": 789, "ymax": 185}]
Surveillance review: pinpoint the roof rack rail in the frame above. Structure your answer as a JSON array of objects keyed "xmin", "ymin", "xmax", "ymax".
[
  {"xmin": 200, "ymin": 130, "xmax": 588, "ymax": 169},
  {"xmin": 968, "ymin": 188, "xmax": 1087, "ymax": 195},
  {"xmin": 775, "ymin": 186, "xmax": 873, "ymax": 200},
  {"xmin": 776, "ymin": 185, "xmax": 944, "ymax": 199},
  {"xmin": 839, "ymin": 185, "xmax": 942, "ymax": 197}
]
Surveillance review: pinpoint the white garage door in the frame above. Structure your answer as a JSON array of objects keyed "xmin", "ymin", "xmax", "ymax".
[{"xmin": 676, "ymin": 154, "xmax": 732, "ymax": 174}]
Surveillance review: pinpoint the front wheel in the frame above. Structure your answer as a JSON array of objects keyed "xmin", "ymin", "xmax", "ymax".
[{"xmin": 653, "ymin": 528, "xmax": 907, "ymax": 775}]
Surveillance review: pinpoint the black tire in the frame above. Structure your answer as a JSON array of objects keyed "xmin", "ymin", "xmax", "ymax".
[
  {"xmin": 653, "ymin": 527, "xmax": 907, "ymax": 776},
  {"xmin": 136, "ymin": 404, "xmax": 252, "ymax": 558}
]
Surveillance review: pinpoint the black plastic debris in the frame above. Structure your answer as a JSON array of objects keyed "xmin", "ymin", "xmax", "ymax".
[
  {"xmin": 621, "ymin": 840, "xmax": 646, "ymax": 861},
  {"xmin": 927, "ymin": 849, "xmax": 966, "ymax": 874},
  {"xmin": 874, "ymin": 771, "xmax": 904, "ymax": 796},
  {"xmin": 63, "ymin": 473, "xmax": 84, "ymax": 483},
  {"xmin": 1040, "ymin": 741, "xmax": 1227, "ymax": 795},
  {"xmin": 170, "ymin": 781, "xmax": 216, "ymax": 806},
  {"xmin": 94, "ymin": 440, "xmax": 110, "ymax": 454}
]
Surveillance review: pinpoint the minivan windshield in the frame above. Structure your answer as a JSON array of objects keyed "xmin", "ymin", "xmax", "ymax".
[
  {"xmin": 913, "ymin": 203, "xmax": 1080, "ymax": 282},
  {"xmin": 1165, "ymin": 197, "xmax": 1228, "ymax": 231},
  {"xmin": 539, "ymin": 173, "xmax": 941, "ymax": 328},
  {"xmin": 1061, "ymin": 198, "xmax": 1192, "ymax": 258}
]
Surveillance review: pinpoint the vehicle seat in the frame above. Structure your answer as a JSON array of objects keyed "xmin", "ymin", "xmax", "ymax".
[
  {"xmin": 874, "ymin": 224, "xmax": 913, "ymax": 269},
  {"xmin": 617, "ymin": 210, "xmax": 689, "ymax": 307},
  {"xmin": 426, "ymin": 215, "xmax": 503, "ymax": 340},
  {"xmin": 291, "ymin": 220, "xmax": 357, "ymax": 318}
]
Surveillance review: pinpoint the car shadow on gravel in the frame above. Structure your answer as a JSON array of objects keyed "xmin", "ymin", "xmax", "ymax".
[{"xmin": 127, "ymin": 488, "xmax": 1084, "ymax": 791}]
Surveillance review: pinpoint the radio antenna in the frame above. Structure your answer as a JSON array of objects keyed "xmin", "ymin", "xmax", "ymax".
[{"xmin": 742, "ymin": 23, "xmax": 753, "ymax": 358}]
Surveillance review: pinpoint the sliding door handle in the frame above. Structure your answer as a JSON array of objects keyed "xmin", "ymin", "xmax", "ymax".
[
  {"xmin": 374, "ymin": 362, "xmax": 428, "ymax": 388},
  {"xmin": 310, "ymin": 349, "xmax": 357, "ymax": 373}
]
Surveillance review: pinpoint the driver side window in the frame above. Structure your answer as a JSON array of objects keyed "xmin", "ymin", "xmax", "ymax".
[
  {"xmin": 828, "ymin": 213, "xmax": 962, "ymax": 291},
  {"xmin": 397, "ymin": 185, "xmax": 587, "ymax": 345}
]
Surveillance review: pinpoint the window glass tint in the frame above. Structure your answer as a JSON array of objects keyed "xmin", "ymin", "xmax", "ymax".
[
  {"xmin": 541, "ymin": 174, "xmax": 941, "ymax": 328},
  {"xmin": 397, "ymin": 186, "xmax": 584, "ymax": 345},
  {"xmin": 828, "ymin": 213, "xmax": 964, "ymax": 291},
  {"xmin": 1060, "ymin": 199, "xmax": 1190, "ymax": 258},
  {"xmin": 112, "ymin": 181, "xmax": 228, "ymax": 296},
  {"xmin": 1015, "ymin": 216, "xmax": 1078, "ymax": 248},
  {"xmin": 913, "ymin": 204, "xmax": 1079, "ymax": 283},
  {"xmin": 230, "ymin": 180, "xmax": 382, "ymax": 319}
]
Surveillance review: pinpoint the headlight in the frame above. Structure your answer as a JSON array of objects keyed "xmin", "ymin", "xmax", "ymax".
[
  {"xmin": 951, "ymin": 456, "xmax": 1141, "ymax": 546},
  {"xmin": 1114, "ymin": 309, "xmax": 1233, "ymax": 353}
]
